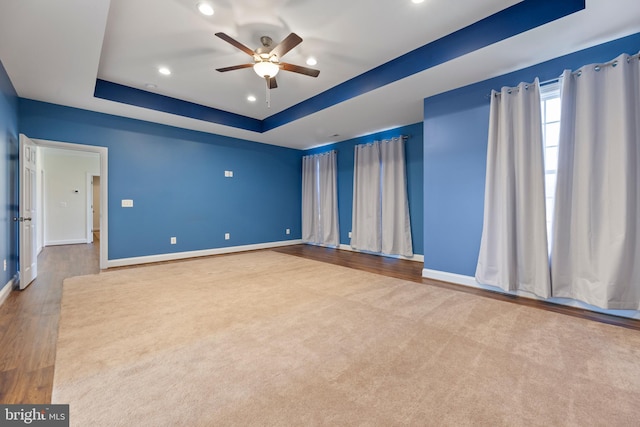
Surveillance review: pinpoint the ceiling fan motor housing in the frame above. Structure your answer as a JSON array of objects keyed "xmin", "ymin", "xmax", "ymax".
[
  {"xmin": 214, "ymin": 31, "xmax": 320, "ymax": 90},
  {"xmin": 256, "ymin": 36, "xmax": 275, "ymax": 59}
]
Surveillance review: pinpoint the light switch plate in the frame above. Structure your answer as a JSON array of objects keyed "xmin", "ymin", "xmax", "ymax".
[
  {"xmin": 121, "ymin": 199, "xmax": 134, "ymax": 207},
  {"xmin": 224, "ymin": 233, "xmax": 230, "ymax": 240}
]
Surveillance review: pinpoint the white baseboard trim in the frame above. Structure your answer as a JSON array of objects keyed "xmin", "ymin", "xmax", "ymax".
[
  {"xmin": 107, "ymin": 239, "xmax": 304, "ymax": 268},
  {"xmin": 45, "ymin": 238, "xmax": 88, "ymax": 246},
  {"xmin": 422, "ymin": 268, "xmax": 640, "ymax": 320},
  {"xmin": 0, "ymin": 275, "xmax": 17, "ymax": 306},
  {"xmin": 421, "ymin": 268, "xmax": 479, "ymax": 288},
  {"xmin": 337, "ymin": 244, "xmax": 424, "ymax": 263}
]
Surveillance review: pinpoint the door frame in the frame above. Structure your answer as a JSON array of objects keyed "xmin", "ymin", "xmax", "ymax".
[
  {"xmin": 34, "ymin": 138, "xmax": 109, "ymax": 269},
  {"xmin": 86, "ymin": 173, "xmax": 100, "ymax": 243}
]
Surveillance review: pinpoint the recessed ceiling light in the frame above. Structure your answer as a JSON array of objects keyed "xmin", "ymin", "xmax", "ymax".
[
  {"xmin": 145, "ymin": 83, "xmax": 157, "ymax": 90},
  {"xmin": 247, "ymin": 95, "xmax": 257, "ymax": 102},
  {"xmin": 306, "ymin": 57, "xmax": 317, "ymax": 66},
  {"xmin": 197, "ymin": 2, "xmax": 214, "ymax": 16},
  {"xmin": 158, "ymin": 66, "xmax": 171, "ymax": 76}
]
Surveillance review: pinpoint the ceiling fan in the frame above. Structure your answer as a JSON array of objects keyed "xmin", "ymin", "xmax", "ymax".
[{"xmin": 214, "ymin": 32, "xmax": 320, "ymax": 90}]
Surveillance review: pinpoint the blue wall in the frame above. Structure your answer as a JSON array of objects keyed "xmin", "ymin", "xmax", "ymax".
[
  {"xmin": 305, "ymin": 122, "xmax": 424, "ymax": 255},
  {"xmin": 423, "ymin": 32, "xmax": 640, "ymax": 277},
  {"xmin": 18, "ymin": 100, "xmax": 303, "ymax": 260},
  {"xmin": 0, "ymin": 59, "xmax": 18, "ymax": 286}
]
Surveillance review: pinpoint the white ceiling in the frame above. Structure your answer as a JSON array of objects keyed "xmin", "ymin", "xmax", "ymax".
[{"xmin": 0, "ymin": 0, "xmax": 639, "ymax": 150}]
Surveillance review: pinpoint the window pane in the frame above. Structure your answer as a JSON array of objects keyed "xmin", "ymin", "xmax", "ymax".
[
  {"xmin": 546, "ymin": 203, "xmax": 555, "ymax": 222},
  {"xmin": 545, "ymin": 97, "xmax": 561, "ymax": 122},
  {"xmin": 545, "ymin": 174, "xmax": 557, "ymax": 197},
  {"xmin": 545, "ymin": 146, "xmax": 558, "ymax": 172},
  {"xmin": 545, "ymin": 122, "xmax": 560, "ymax": 147}
]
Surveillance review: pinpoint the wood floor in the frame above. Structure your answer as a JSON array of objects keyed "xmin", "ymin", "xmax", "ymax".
[
  {"xmin": 0, "ymin": 242, "xmax": 99, "ymax": 404},
  {"xmin": 1, "ymin": 242, "xmax": 638, "ymax": 404}
]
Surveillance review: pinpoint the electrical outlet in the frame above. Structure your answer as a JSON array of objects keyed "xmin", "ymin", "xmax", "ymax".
[
  {"xmin": 348, "ymin": 231, "xmax": 352, "ymax": 238},
  {"xmin": 224, "ymin": 233, "xmax": 230, "ymax": 240},
  {"xmin": 286, "ymin": 228, "xmax": 290, "ymax": 235},
  {"xmin": 170, "ymin": 237, "xmax": 177, "ymax": 244}
]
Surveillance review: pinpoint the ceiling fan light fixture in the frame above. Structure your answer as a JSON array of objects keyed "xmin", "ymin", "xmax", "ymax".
[
  {"xmin": 306, "ymin": 57, "xmax": 317, "ymax": 66},
  {"xmin": 253, "ymin": 61, "xmax": 279, "ymax": 78},
  {"xmin": 196, "ymin": 2, "xmax": 214, "ymax": 16}
]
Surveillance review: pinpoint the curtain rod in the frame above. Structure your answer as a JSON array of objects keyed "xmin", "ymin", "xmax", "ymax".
[
  {"xmin": 487, "ymin": 51, "xmax": 640, "ymax": 98},
  {"xmin": 359, "ymin": 135, "xmax": 409, "ymax": 144},
  {"xmin": 304, "ymin": 136, "xmax": 410, "ymax": 157}
]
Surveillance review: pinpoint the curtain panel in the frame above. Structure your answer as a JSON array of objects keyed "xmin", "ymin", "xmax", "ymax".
[
  {"xmin": 301, "ymin": 151, "xmax": 339, "ymax": 246},
  {"xmin": 351, "ymin": 142, "xmax": 382, "ymax": 252},
  {"xmin": 476, "ymin": 79, "xmax": 551, "ymax": 298},
  {"xmin": 351, "ymin": 137, "xmax": 413, "ymax": 257},
  {"xmin": 301, "ymin": 155, "xmax": 317, "ymax": 242},
  {"xmin": 551, "ymin": 53, "xmax": 640, "ymax": 309}
]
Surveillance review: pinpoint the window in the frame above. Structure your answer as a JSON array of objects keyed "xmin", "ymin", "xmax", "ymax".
[{"xmin": 540, "ymin": 82, "xmax": 561, "ymax": 249}]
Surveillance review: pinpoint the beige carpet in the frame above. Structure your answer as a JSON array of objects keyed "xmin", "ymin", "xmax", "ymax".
[{"xmin": 53, "ymin": 251, "xmax": 640, "ymax": 426}]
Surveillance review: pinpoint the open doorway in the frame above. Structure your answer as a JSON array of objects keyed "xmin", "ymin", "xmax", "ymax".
[{"xmin": 32, "ymin": 138, "xmax": 108, "ymax": 269}]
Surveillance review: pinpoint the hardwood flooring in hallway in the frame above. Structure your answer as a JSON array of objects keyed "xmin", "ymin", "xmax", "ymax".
[{"xmin": 0, "ymin": 243, "xmax": 99, "ymax": 404}]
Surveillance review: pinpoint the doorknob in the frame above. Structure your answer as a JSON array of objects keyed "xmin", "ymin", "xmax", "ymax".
[
  {"xmin": 12, "ymin": 217, "xmax": 31, "ymax": 222},
  {"xmin": 24, "ymin": 217, "xmax": 32, "ymax": 221}
]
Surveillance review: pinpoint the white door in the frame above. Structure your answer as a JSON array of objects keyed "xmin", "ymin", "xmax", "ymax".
[{"xmin": 19, "ymin": 134, "xmax": 38, "ymax": 289}]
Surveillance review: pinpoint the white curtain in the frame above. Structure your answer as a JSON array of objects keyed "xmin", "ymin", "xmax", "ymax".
[
  {"xmin": 551, "ymin": 53, "xmax": 640, "ymax": 309},
  {"xmin": 380, "ymin": 138, "xmax": 413, "ymax": 256},
  {"xmin": 476, "ymin": 79, "xmax": 551, "ymax": 298},
  {"xmin": 301, "ymin": 151, "xmax": 339, "ymax": 246},
  {"xmin": 351, "ymin": 143, "xmax": 381, "ymax": 252},
  {"xmin": 351, "ymin": 137, "xmax": 413, "ymax": 257},
  {"xmin": 301, "ymin": 155, "xmax": 317, "ymax": 242}
]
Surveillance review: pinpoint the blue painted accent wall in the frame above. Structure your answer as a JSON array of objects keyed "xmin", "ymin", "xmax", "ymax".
[
  {"xmin": 0, "ymin": 59, "xmax": 18, "ymax": 286},
  {"xmin": 18, "ymin": 99, "xmax": 303, "ymax": 260},
  {"xmin": 305, "ymin": 122, "xmax": 423, "ymax": 255},
  {"xmin": 423, "ymin": 32, "xmax": 640, "ymax": 277}
]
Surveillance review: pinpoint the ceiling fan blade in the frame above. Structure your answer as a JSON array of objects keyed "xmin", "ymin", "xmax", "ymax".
[
  {"xmin": 216, "ymin": 64, "xmax": 254, "ymax": 72},
  {"xmin": 267, "ymin": 76, "xmax": 278, "ymax": 89},
  {"xmin": 280, "ymin": 62, "xmax": 320, "ymax": 77},
  {"xmin": 269, "ymin": 33, "xmax": 302, "ymax": 59},
  {"xmin": 215, "ymin": 32, "xmax": 256, "ymax": 57}
]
